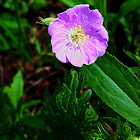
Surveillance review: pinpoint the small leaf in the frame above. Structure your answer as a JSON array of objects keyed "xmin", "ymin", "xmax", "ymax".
[
  {"xmin": 118, "ymin": 0, "xmax": 140, "ymax": 18},
  {"xmin": 3, "ymin": 70, "xmax": 24, "ymax": 109},
  {"xmin": 0, "ymin": 34, "xmax": 9, "ymax": 50},
  {"xmin": 0, "ymin": 89, "xmax": 12, "ymax": 135},
  {"xmin": 79, "ymin": 106, "xmax": 99, "ymax": 131},
  {"xmin": 115, "ymin": 118, "xmax": 127, "ymax": 139},
  {"xmin": 82, "ymin": 131, "xmax": 104, "ymax": 140},
  {"xmin": 19, "ymin": 116, "xmax": 46, "ymax": 130},
  {"xmin": 124, "ymin": 50, "xmax": 140, "ymax": 66},
  {"xmin": 20, "ymin": 100, "xmax": 41, "ymax": 117}
]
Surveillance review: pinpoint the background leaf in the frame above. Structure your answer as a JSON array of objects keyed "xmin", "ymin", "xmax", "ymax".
[
  {"xmin": 0, "ymin": 89, "xmax": 12, "ymax": 135},
  {"xmin": 3, "ymin": 70, "xmax": 24, "ymax": 109}
]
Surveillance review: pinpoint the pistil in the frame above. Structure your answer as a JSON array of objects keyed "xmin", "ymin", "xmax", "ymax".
[{"xmin": 69, "ymin": 25, "xmax": 89, "ymax": 46}]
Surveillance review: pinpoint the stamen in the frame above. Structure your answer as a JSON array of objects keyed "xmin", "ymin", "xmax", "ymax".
[
  {"xmin": 77, "ymin": 25, "xmax": 81, "ymax": 33},
  {"xmin": 82, "ymin": 37, "xmax": 86, "ymax": 42},
  {"xmin": 70, "ymin": 29, "xmax": 74, "ymax": 35},
  {"xmin": 69, "ymin": 25, "xmax": 89, "ymax": 47},
  {"xmin": 86, "ymin": 36, "xmax": 89, "ymax": 39},
  {"xmin": 80, "ymin": 34, "xmax": 85, "ymax": 37},
  {"xmin": 76, "ymin": 40, "xmax": 79, "ymax": 44},
  {"xmin": 79, "ymin": 43, "xmax": 84, "ymax": 46}
]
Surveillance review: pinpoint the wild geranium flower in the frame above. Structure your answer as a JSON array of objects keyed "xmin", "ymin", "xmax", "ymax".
[{"xmin": 48, "ymin": 4, "xmax": 109, "ymax": 67}]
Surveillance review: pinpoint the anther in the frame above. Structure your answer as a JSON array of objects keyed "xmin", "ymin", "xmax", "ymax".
[
  {"xmin": 70, "ymin": 29, "xmax": 74, "ymax": 35},
  {"xmin": 79, "ymin": 43, "xmax": 84, "ymax": 46},
  {"xmin": 76, "ymin": 40, "xmax": 79, "ymax": 44},
  {"xmin": 80, "ymin": 34, "xmax": 85, "ymax": 37},
  {"xmin": 82, "ymin": 37, "xmax": 86, "ymax": 42},
  {"xmin": 77, "ymin": 25, "xmax": 81, "ymax": 33}
]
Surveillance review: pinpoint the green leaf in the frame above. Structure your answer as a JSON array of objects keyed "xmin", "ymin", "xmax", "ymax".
[
  {"xmin": 82, "ymin": 131, "xmax": 104, "ymax": 140},
  {"xmin": 111, "ymin": 0, "xmax": 140, "ymax": 34},
  {"xmin": 98, "ymin": 123, "xmax": 114, "ymax": 139},
  {"xmin": 115, "ymin": 118, "xmax": 131, "ymax": 139},
  {"xmin": 0, "ymin": 136, "xmax": 9, "ymax": 140},
  {"xmin": 3, "ymin": 0, "xmax": 15, "ymax": 11},
  {"xmin": 80, "ymin": 53, "xmax": 140, "ymax": 128},
  {"xmin": 124, "ymin": 50, "xmax": 140, "ymax": 66},
  {"xmin": 129, "ymin": 67, "xmax": 140, "ymax": 80},
  {"xmin": 0, "ymin": 89, "xmax": 12, "ymax": 135},
  {"xmin": 3, "ymin": 70, "xmax": 24, "ymax": 109},
  {"xmin": 20, "ymin": 100, "xmax": 41, "ymax": 117},
  {"xmin": 0, "ymin": 34, "xmax": 9, "ymax": 50},
  {"xmin": 129, "ymin": 128, "xmax": 140, "ymax": 139},
  {"xmin": 43, "ymin": 70, "xmax": 98, "ymax": 137},
  {"xmin": 59, "ymin": 0, "xmax": 94, "ymax": 7},
  {"xmin": 118, "ymin": 0, "xmax": 140, "ymax": 18},
  {"xmin": 19, "ymin": 116, "xmax": 46, "ymax": 130},
  {"xmin": 79, "ymin": 105, "xmax": 99, "ymax": 131},
  {"xmin": 31, "ymin": 0, "xmax": 47, "ymax": 11}
]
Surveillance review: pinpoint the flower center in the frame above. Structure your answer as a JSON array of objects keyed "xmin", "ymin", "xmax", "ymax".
[{"xmin": 69, "ymin": 25, "xmax": 89, "ymax": 46}]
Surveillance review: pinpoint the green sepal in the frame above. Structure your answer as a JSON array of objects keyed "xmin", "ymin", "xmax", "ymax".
[{"xmin": 37, "ymin": 17, "xmax": 55, "ymax": 25}]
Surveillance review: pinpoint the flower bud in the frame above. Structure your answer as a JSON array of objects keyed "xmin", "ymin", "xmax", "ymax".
[{"xmin": 36, "ymin": 17, "xmax": 55, "ymax": 25}]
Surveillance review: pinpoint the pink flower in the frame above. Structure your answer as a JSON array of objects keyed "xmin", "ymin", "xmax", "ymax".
[{"xmin": 48, "ymin": 4, "xmax": 109, "ymax": 67}]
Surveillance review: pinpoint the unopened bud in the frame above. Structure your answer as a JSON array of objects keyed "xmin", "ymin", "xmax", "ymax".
[{"xmin": 36, "ymin": 16, "xmax": 55, "ymax": 25}]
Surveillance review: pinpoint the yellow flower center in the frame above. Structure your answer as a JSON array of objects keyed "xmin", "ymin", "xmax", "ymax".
[{"xmin": 69, "ymin": 25, "xmax": 89, "ymax": 46}]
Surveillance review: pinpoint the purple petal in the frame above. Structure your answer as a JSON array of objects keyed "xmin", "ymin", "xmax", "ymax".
[
  {"xmin": 89, "ymin": 37, "xmax": 107, "ymax": 57},
  {"xmin": 52, "ymin": 39, "xmax": 69, "ymax": 53},
  {"xmin": 55, "ymin": 43, "xmax": 69, "ymax": 63},
  {"xmin": 51, "ymin": 32, "xmax": 69, "ymax": 53},
  {"xmin": 83, "ymin": 40, "xmax": 98, "ymax": 64},
  {"xmin": 85, "ymin": 26, "xmax": 109, "ymax": 41},
  {"xmin": 84, "ymin": 25, "xmax": 108, "ymax": 57},
  {"xmin": 48, "ymin": 19, "xmax": 69, "ymax": 36},
  {"xmin": 97, "ymin": 26, "xmax": 109, "ymax": 40},
  {"xmin": 58, "ymin": 8, "xmax": 78, "ymax": 29},
  {"xmin": 67, "ymin": 47, "xmax": 84, "ymax": 67},
  {"xmin": 73, "ymin": 5, "xmax": 103, "ymax": 31},
  {"xmin": 51, "ymin": 31, "xmax": 69, "ymax": 47}
]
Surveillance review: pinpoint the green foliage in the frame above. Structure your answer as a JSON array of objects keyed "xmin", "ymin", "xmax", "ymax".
[
  {"xmin": 98, "ymin": 117, "xmax": 140, "ymax": 140},
  {"xmin": 43, "ymin": 69, "xmax": 99, "ymax": 139},
  {"xmin": 115, "ymin": 118, "xmax": 131, "ymax": 139},
  {"xmin": 111, "ymin": 0, "xmax": 140, "ymax": 32},
  {"xmin": 31, "ymin": 0, "xmax": 47, "ymax": 11},
  {"xmin": 124, "ymin": 50, "xmax": 140, "ymax": 66},
  {"xmin": 0, "ymin": 71, "xmax": 42, "ymax": 139},
  {"xmin": 0, "ymin": 89, "xmax": 12, "ymax": 135},
  {"xmin": 117, "ymin": 0, "xmax": 140, "ymax": 19},
  {"xmin": 3, "ymin": 70, "xmax": 23, "ymax": 109},
  {"xmin": 129, "ymin": 67, "xmax": 140, "ymax": 79},
  {"xmin": 59, "ymin": 0, "xmax": 94, "ymax": 8},
  {"xmin": 80, "ymin": 52, "xmax": 140, "ymax": 128}
]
